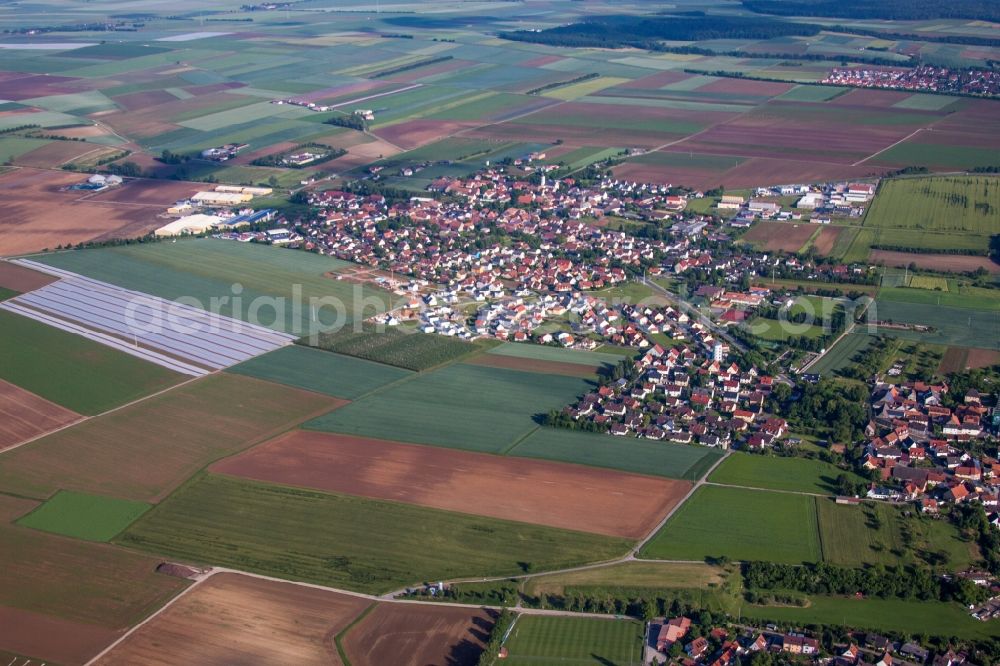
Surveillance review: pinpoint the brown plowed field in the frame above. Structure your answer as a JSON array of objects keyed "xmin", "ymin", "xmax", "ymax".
[
  {"xmin": 695, "ymin": 78, "xmax": 794, "ymax": 96},
  {"xmin": 342, "ymin": 603, "xmax": 493, "ymax": 666},
  {"xmin": 14, "ymin": 140, "xmax": 117, "ymax": 168},
  {"xmin": 375, "ymin": 119, "xmax": 480, "ymax": 150},
  {"xmin": 212, "ymin": 430, "xmax": 690, "ymax": 538},
  {"xmin": 0, "ymin": 379, "xmax": 81, "ymax": 451},
  {"xmin": 869, "ymin": 250, "xmax": 1000, "ymax": 274},
  {"xmin": 966, "ymin": 348, "xmax": 1000, "ymax": 370},
  {"xmin": 811, "ymin": 225, "xmax": 845, "ymax": 256},
  {"xmin": 0, "ymin": 605, "xmax": 118, "ymax": 666},
  {"xmin": 0, "ymin": 168, "xmax": 165, "ymax": 256},
  {"xmin": 828, "ymin": 89, "xmax": 911, "ymax": 107},
  {"xmin": 717, "ymin": 157, "xmax": 892, "ymax": 189},
  {"xmin": 96, "ymin": 573, "xmax": 371, "ymax": 666},
  {"xmin": 113, "ymin": 89, "xmax": 179, "ymax": 112},
  {"xmin": 742, "ymin": 222, "xmax": 817, "ymax": 253},
  {"xmin": 0, "ymin": 73, "xmax": 79, "ymax": 100},
  {"xmin": 0, "ymin": 261, "xmax": 56, "ymax": 291},
  {"xmin": 89, "ymin": 179, "xmax": 202, "ymax": 206},
  {"xmin": 465, "ymin": 352, "xmax": 597, "ymax": 378}
]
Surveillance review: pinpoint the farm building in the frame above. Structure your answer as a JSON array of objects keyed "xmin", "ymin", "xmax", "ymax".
[
  {"xmin": 192, "ymin": 191, "xmax": 253, "ymax": 206},
  {"xmin": 155, "ymin": 214, "xmax": 224, "ymax": 237},
  {"xmin": 717, "ymin": 195, "xmax": 745, "ymax": 210},
  {"xmin": 215, "ymin": 185, "xmax": 273, "ymax": 197}
]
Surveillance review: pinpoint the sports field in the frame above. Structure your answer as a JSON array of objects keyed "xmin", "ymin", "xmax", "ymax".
[
  {"xmin": 863, "ymin": 176, "xmax": 999, "ymax": 253},
  {"xmin": 16, "ymin": 490, "xmax": 150, "ymax": 542},
  {"xmin": 0, "ymin": 373, "xmax": 342, "ymax": 502},
  {"xmin": 640, "ymin": 485, "xmax": 822, "ymax": 564},
  {"xmin": 816, "ymin": 498, "xmax": 975, "ymax": 569},
  {"xmin": 509, "ymin": 428, "xmax": 723, "ymax": 481},
  {"xmin": 503, "ymin": 615, "xmax": 644, "ymax": 666},
  {"xmin": 227, "ymin": 345, "xmax": 411, "ymax": 399},
  {"xmin": 33, "ymin": 239, "xmax": 393, "ymax": 333},
  {"xmin": 709, "ymin": 454, "xmax": 867, "ymax": 495},
  {"xmin": 306, "ymin": 363, "xmax": 589, "ymax": 453},
  {"xmin": 119, "ymin": 474, "xmax": 631, "ymax": 594},
  {"xmin": 0, "ymin": 308, "xmax": 182, "ymax": 415}
]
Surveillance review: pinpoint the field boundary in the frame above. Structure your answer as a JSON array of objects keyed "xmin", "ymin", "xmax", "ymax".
[{"xmin": 333, "ymin": 601, "xmax": 376, "ymax": 666}]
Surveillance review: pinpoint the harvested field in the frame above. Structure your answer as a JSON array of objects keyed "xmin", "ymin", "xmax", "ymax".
[
  {"xmin": 939, "ymin": 346, "xmax": 969, "ymax": 374},
  {"xmin": 695, "ymin": 78, "xmax": 794, "ymax": 96},
  {"xmin": 0, "ymin": 73, "xmax": 80, "ymax": 100},
  {"xmin": 212, "ymin": 431, "xmax": 689, "ymax": 538},
  {"xmin": 0, "ymin": 379, "xmax": 80, "ymax": 452},
  {"xmin": 811, "ymin": 225, "xmax": 846, "ymax": 256},
  {"xmin": 89, "ymin": 179, "xmax": 201, "ymax": 206},
  {"xmin": 13, "ymin": 140, "xmax": 117, "ymax": 168},
  {"xmin": 0, "ymin": 373, "xmax": 344, "ymax": 502},
  {"xmin": 742, "ymin": 222, "xmax": 817, "ymax": 253},
  {"xmin": 375, "ymin": 119, "xmax": 479, "ymax": 150},
  {"xmin": 342, "ymin": 604, "xmax": 492, "ymax": 666},
  {"xmin": 0, "ymin": 168, "xmax": 164, "ymax": 256},
  {"xmin": 112, "ymin": 89, "xmax": 179, "ymax": 111},
  {"xmin": 0, "ymin": 605, "xmax": 119, "ymax": 666},
  {"xmin": 967, "ymin": 348, "xmax": 1000, "ymax": 369},
  {"xmin": 0, "ymin": 260, "xmax": 55, "ymax": 292},
  {"xmin": 829, "ymin": 88, "xmax": 911, "ymax": 108},
  {"xmin": 465, "ymin": 352, "xmax": 597, "ymax": 378},
  {"xmin": 869, "ymin": 250, "xmax": 1000, "ymax": 274},
  {"xmin": 95, "ymin": 573, "xmax": 371, "ymax": 666}
]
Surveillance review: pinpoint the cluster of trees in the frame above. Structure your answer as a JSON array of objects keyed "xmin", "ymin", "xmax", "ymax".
[
  {"xmin": 868, "ymin": 243, "xmax": 990, "ymax": 257},
  {"xmin": 499, "ymin": 15, "xmax": 820, "ymax": 50},
  {"xmin": 525, "ymin": 72, "xmax": 599, "ymax": 96},
  {"xmin": 158, "ymin": 149, "xmax": 193, "ymax": 165},
  {"xmin": 370, "ymin": 55, "xmax": 451, "ymax": 79},
  {"xmin": 476, "ymin": 609, "xmax": 515, "ymax": 666},
  {"xmin": 770, "ymin": 379, "xmax": 868, "ymax": 442},
  {"xmin": 250, "ymin": 143, "xmax": 345, "ymax": 169},
  {"xmin": 742, "ymin": 561, "xmax": 987, "ymax": 605},
  {"xmin": 325, "ymin": 113, "xmax": 369, "ymax": 132},
  {"xmin": 952, "ymin": 504, "xmax": 1000, "ymax": 575},
  {"xmin": 742, "ymin": 0, "xmax": 1000, "ymax": 22},
  {"xmin": 839, "ymin": 336, "xmax": 892, "ymax": 381}
]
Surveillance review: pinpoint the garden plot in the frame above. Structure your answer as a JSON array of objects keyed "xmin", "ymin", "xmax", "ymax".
[{"xmin": 4, "ymin": 260, "xmax": 295, "ymax": 375}]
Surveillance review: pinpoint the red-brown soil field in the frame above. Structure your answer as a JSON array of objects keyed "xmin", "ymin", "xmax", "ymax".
[
  {"xmin": 0, "ymin": 379, "xmax": 81, "ymax": 452},
  {"xmin": 695, "ymin": 78, "xmax": 794, "ymax": 96},
  {"xmin": 828, "ymin": 89, "xmax": 911, "ymax": 108},
  {"xmin": 96, "ymin": 573, "xmax": 371, "ymax": 666},
  {"xmin": 0, "ymin": 606, "xmax": 118, "ymax": 666},
  {"xmin": 14, "ymin": 140, "xmax": 119, "ymax": 168},
  {"xmin": 869, "ymin": 250, "xmax": 1000, "ymax": 274},
  {"xmin": 811, "ymin": 225, "xmax": 845, "ymax": 256},
  {"xmin": 742, "ymin": 222, "xmax": 817, "ymax": 253},
  {"xmin": 0, "ymin": 261, "xmax": 56, "ymax": 292},
  {"xmin": 465, "ymin": 352, "xmax": 597, "ymax": 377},
  {"xmin": 0, "ymin": 373, "xmax": 346, "ymax": 502},
  {"xmin": 112, "ymin": 89, "xmax": 179, "ymax": 112},
  {"xmin": 0, "ymin": 72, "xmax": 80, "ymax": 100},
  {"xmin": 375, "ymin": 119, "xmax": 480, "ymax": 150},
  {"xmin": 966, "ymin": 348, "xmax": 1000, "ymax": 370},
  {"xmin": 342, "ymin": 603, "xmax": 493, "ymax": 666},
  {"xmin": 0, "ymin": 168, "xmax": 167, "ymax": 256},
  {"xmin": 212, "ymin": 430, "xmax": 690, "ymax": 538},
  {"xmin": 715, "ymin": 157, "xmax": 892, "ymax": 189},
  {"xmin": 88, "ymin": 178, "xmax": 202, "ymax": 206}
]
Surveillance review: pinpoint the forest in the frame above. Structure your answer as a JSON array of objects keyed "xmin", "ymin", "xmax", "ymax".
[{"xmin": 742, "ymin": 0, "xmax": 1000, "ymax": 22}]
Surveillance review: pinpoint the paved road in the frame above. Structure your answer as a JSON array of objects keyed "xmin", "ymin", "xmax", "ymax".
[{"xmin": 639, "ymin": 276, "xmax": 748, "ymax": 354}]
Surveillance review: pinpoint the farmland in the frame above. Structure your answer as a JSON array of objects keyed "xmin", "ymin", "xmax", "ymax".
[
  {"xmin": 305, "ymin": 324, "xmax": 482, "ymax": 371},
  {"xmin": 816, "ymin": 499, "xmax": 976, "ymax": 569},
  {"xmin": 502, "ymin": 616, "xmax": 644, "ymax": 666},
  {"xmin": 808, "ymin": 332, "xmax": 874, "ymax": 377},
  {"xmin": 306, "ymin": 363, "xmax": 589, "ymax": 454},
  {"xmin": 16, "ymin": 490, "xmax": 150, "ymax": 542},
  {"xmin": 709, "ymin": 453, "xmax": 867, "ymax": 495},
  {"xmin": 640, "ymin": 485, "xmax": 822, "ymax": 564},
  {"xmin": 0, "ymin": 373, "xmax": 342, "ymax": 502},
  {"xmin": 863, "ymin": 176, "xmax": 999, "ymax": 253},
  {"xmin": 742, "ymin": 222, "xmax": 818, "ymax": 254},
  {"xmin": 0, "ymin": 379, "xmax": 80, "ymax": 451},
  {"xmin": 118, "ymin": 474, "xmax": 631, "ymax": 594},
  {"xmin": 341, "ymin": 604, "xmax": 493, "ymax": 666},
  {"xmin": 0, "ymin": 308, "xmax": 182, "ymax": 415},
  {"xmin": 522, "ymin": 561, "xmax": 730, "ymax": 598},
  {"xmin": 95, "ymin": 573, "xmax": 371, "ymax": 666},
  {"xmin": 227, "ymin": 345, "xmax": 411, "ymax": 399},
  {"xmin": 871, "ymin": 300, "xmax": 999, "ymax": 350},
  {"xmin": 33, "ymin": 239, "xmax": 393, "ymax": 333},
  {"xmin": 211, "ymin": 430, "xmax": 689, "ymax": 538}
]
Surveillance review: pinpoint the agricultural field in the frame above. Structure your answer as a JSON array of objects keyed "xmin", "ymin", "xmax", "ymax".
[
  {"xmin": 305, "ymin": 324, "xmax": 483, "ymax": 371},
  {"xmin": 502, "ymin": 616, "xmax": 644, "ymax": 666},
  {"xmin": 0, "ymin": 373, "xmax": 342, "ymax": 502},
  {"xmin": 816, "ymin": 499, "xmax": 976, "ymax": 570},
  {"xmin": 341, "ymin": 604, "xmax": 494, "ymax": 666},
  {"xmin": 808, "ymin": 332, "xmax": 875, "ymax": 377},
  {"xmin": 211, "ymin": 430, "xmax": 689, "ymax": 538},
  {"xmin": 0, "ymin": 308, "xmax": 182, "ymax": 415},
  {"xmin": 871, "ymin": 300, "xmax": 1000, "ymax": 350},
  {"xmin": 742, "ymin": 222, "xmax": 818, "ymax": 254},
  {"xmin": 0, "ymin": 379, "xmax": 80, "ymax": 451},
  {"xmin": 709, "ymin": 453, "xmax": 867, "ymax": 495},
  {"xmin": 306, "ymin": 363, "xmax": 589, "ymax": 454},
  {"xmin": 16, "ymin": 490, "xmax": 150, "ymax": 542},
  {"xmin": 227, "ymin": 345, "xmax": 411, "ymax": 399},
  {"xmin": 33, "ymin": 238, "xmax": 393, "ymax": 333},
  {"xmin": 509, "ymin": 427, "xmax": 724, "ymax": 481},
  {"xmin": 118, "ymin": 474, "xmax": 631, "ymax": 594},
  {"xmin": 641, "ymin": 485, "xmax": 822, "ymax": 565},
  {"xmin": 95, "ymin": 573, "xmax": 372, "ymax": 666},
  {"xmin": 862, "ymin": 176, "xmax": 1000, "ymax": 253},
  {"xmin": 747, "ymin": 317, "xmax": 826, "ymax": 341},
  {"xmin": 522, "ymin": 561, "xmax": 731, "ymax": 598}
]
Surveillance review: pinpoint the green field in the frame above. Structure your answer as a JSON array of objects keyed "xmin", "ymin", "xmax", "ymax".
[
  {"xmin": 863, "ymin": 176, "xmax": 999, "ymax": 252},
  {"xmin": 16, "ymin": 491, "xmax": 150, "ymax": 542},
  {"xmin": 742, "ymin": 594, "xmax": 994, "ymax": 639},
  {"xmin": 509, "ymin": 428, "xmax": 722, "ymax": 481},
  {"xmin": 709, "ymin": 454, "xmax": 867, "ymax": 495},
  {"xmin": 872, "ymin": 300, "xmax": 1000, "ymax": 350},
  {"xmin": 503, "ymin": 616, "xmax": 644, "ymax": 666},
  {"xmin": 306, "ymin": 363, "xmax": 588, "ymax": 453},
  {"xmin": 119, "ymin": 474, "xmax": 630, "ymax": 594},
  {"xmin": 748, "ymin": 317, "xmax": 826, "ymax": 341},
  {"xmin": 33, "ymin": 239, "xmax": 393, "ymax": 333},
  {"xmin": 305, "ymin": 325, "xmax": 482, "ymax": 371},
  {"xmin": 808, "ymin": 332, "xmax": 875, "ymax": 377},
  {"xmin": 487, "ymin": 342, "xmax": 627, "ymax": 369},
  {"xmin": 0, "ymin": 309, "xmax": 182, "ymax": 415},
  {"xmin": 816, "ymin": 499, "xmax": 976, "ymax": 569},
  {"xmin": 227, "ymin": 345, "xmax": 411, "ymax": 399},
  {"xmin": 640, "ymin": 485, "xmax": 821, "ymax": 564},
  {"xmin": 523, "ymin": 561, "xmax": 729, "ymax": 597}
]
